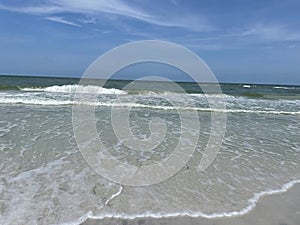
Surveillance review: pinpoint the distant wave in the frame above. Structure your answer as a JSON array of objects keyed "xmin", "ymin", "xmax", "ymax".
[
  {"xmin": 21, "ymin": 85, "xmax": 127, "ymax": 95},
  {"xmin": 273, "ymin": 86, "xmax": 297, "ymax": 90},
  {"xmin": 243, "ymin": 85, "xmax": 251, "ymax": 88},
  {"xmin": 0, "ymin": 84, "xmax": 296, "ymax": 100},
  {"xmin": 19, "ymin": 85, "xmax": 238, "ymax": 98}
]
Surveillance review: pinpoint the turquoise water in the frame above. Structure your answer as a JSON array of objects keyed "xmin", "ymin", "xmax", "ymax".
[{"xmin": 0, "ymin": 75, "xmax": 299, "ymax": 224}]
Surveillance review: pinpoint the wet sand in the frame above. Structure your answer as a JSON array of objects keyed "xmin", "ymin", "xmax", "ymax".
[{"xmin": 82, "ymin": 183, "xmax": 300, "ymax": 225}]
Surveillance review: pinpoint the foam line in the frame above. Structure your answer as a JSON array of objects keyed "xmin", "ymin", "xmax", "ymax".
[
  {"xmin": 0, "ymin": 98, "xmax": 299, "ymax": 115},
  {"xmin": 105, "ymin": 185, "xmax": 123, "ymax": 206},
  {"xmin": 61, "ymin": 180, "xmax": 300, "ymax": 225}
]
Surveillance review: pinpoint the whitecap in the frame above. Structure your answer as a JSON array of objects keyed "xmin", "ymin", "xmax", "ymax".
[{"xmin": 21, "ymin": 85, "xmax": 127, "ymax": 95}]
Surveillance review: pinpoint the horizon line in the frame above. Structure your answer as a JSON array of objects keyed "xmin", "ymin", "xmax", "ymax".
[{"xmin": 0, "ymin": 73, "xmax": 299, "ymax": 87}]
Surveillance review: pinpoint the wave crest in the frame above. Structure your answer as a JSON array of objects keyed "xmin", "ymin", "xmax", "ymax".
[{"xmin": 21, "ymin": 85, "xmax": 127, "ymax": 95}]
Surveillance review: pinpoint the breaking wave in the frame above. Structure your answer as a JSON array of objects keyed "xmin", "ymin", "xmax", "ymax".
[{"xmin": 21, "ymin": 85, "xmax": 127, "ymax": 95}]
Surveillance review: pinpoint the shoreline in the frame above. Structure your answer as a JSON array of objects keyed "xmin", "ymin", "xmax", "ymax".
[{"xmin": 79, "ymin": 181, "xmax": 300, "ymax": 225}]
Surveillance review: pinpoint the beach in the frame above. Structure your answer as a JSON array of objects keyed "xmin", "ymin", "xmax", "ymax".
[
  {"xmin": 82, "ymin": 183, "xmax": 300, "ymax": 225},
  {"xmin": 1, "ymin": 1, "xmax": 300, "ymax": 224},
  {"xmin": 0, "ymin": 76, "xmax": 299, "ymax": 225}
]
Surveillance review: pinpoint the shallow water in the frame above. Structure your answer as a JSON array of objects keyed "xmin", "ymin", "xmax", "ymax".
[{"xmin": 0, "ymin": 76, "xmax": 299, "ymax": 224}]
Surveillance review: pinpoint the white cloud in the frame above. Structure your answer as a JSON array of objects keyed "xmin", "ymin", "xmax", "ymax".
[
  {"xmin": 79, "ymin": 17, "xmax": 97, "ymax": 24},
  {"xmin": 45, "ymin": 16, "xmax": 81, "ymax": 27},
  {"xmin": 0, "ymin": 0, "xmax": 212, "ymax": 31},
  {"xmin": 0, "ymin": 4, "xmax": 63, "ymax": 14},
  {"xmin": 241, "ymin": 23, "xmax": 300, "ymax": 42},
  {"xmin": 52, "ymin": 0, "xmax": 151, "ymax": 21}
]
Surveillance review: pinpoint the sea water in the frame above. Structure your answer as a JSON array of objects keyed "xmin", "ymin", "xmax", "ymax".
[{"xmin": 0, "ymin": 75, "xmax": 299, "ymax": 224}]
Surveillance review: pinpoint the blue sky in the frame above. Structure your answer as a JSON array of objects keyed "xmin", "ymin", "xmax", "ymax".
[{"xmin": 0, "ymin": 0, "xmax": 299, "ymax": 84}]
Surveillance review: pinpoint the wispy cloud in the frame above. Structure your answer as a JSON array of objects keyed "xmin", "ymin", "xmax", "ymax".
[
  {"xmin": 45, "ymin": 16, "xmax": 81, "ymax": 27},
  {"xmin": 0, "ymin": 0, "xmax": 212, "ymax": 31},
  {"xmin": 288, "ymin": 44, "xmax": 296, "ymax": 48},
  {"xmin": 0, "ymin": 4, "xmax": 63, "ymax": 14},
  {"xmin": 241, "ymin": 23, "xmax": 300, "ymax": 42},
  {"xmin": 3, "ymin": 1, "xmax": 298, "ymax": 46},
  {"xmin": 79, "ymin": 17, "xmax": 97, "ymax": 24}
]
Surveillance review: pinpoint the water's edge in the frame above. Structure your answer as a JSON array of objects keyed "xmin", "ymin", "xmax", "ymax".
[{"xmin": 62, "ymin": 179, "xmax": 300, "ymax": 225}]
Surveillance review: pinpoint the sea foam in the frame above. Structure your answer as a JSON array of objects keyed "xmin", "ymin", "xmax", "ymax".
[
  {"xmin": 62, "ymin": 180, "xmax": 300, "ymax": 225},
  {"xmin": 21, "ymin": 85, "xmax": 127, "ymax": 95},
  {"xmin": 1, "ymin": 96, "xmax": 299, "ymax": 115}
]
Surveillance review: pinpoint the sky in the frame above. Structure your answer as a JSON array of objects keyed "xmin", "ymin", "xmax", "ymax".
[{"xmin": 0, "ymin": 0, "xmax": 299, "ymax": 84}]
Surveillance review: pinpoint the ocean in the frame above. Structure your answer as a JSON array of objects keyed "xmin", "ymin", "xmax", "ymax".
[{"xmin": 0, "ymin": 75, "xmax": 299, "ymax": 224}]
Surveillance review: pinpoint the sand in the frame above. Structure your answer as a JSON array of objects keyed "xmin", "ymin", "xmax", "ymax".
[{"xmin": 81, "ymin": 183, "xmax": 300, "ymax": 225}]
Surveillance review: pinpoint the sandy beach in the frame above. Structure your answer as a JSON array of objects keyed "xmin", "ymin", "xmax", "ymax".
[{"xmin": 82, "ymin": 183, "xmax": 300, "ymax": 225}]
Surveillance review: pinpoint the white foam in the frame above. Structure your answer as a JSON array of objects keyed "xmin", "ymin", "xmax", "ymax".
[
  {"xmin": 58, "ymin": 102, "xmax": 300, "ymax": 115},
  {"xmin": 105, "ymin": 185, "xmax": 123, "ymax": 206},
  {"xmin": 189, "ymin": 93, "xmax": 236, "ymax": 99},
  {"xmin": 21, "ymin": 85, "xmax": 127, "ymax": 95},
  {"xmin": 1, "ymin": 97, "xmax": 299, "ymax": 115},
  {"xmin": 0, "ymin": 97, "xmax": 73, "ymax": 105},
  {"xmin": 19, "ymin": 85, "xmax": 238, "ymax": 99},
  {"xmin": 62, "ymin": 179, "xmax": 300, "ymax": 225},
  {"xmin": 243, "ymin": 85, "xmax": 251, "ymax": 88},
  {"xmin": 219, "ymin": 108, "xmax": 300, "ymax": 115},
  {"xmin": 273, "ymin": 86, "xmax": 296, "ymax": 90},
  {"xmin": 72, "ymin": 101, "xmax": 300, "ymax": 115}
]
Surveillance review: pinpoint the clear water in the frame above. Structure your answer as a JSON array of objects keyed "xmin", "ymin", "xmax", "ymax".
[{"xmin": 0, "ymin": 75, "xmax": 299, "ymax": 224}]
